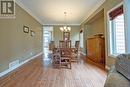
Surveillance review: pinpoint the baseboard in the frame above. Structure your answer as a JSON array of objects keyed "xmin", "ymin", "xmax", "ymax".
[{"xmin": 0, "ymin": 52, "xmax": 43, "ymax": 78}]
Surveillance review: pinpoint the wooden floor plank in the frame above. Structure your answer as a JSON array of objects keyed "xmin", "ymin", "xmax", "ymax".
[{"xmin": 0, "ymin": 54, "xmax": 107, "ymax": 87}]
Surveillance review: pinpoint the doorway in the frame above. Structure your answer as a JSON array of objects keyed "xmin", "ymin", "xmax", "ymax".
[{"xmin": 43, "ymin": 26, "xmax": 53, "ymax": 61}]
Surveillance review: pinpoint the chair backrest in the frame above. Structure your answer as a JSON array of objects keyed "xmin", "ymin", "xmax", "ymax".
[
  {"xmin": 75, "ymin": 41, "xmax": 80, "ymax": 49},
  {"xmin": 49, "ymin": 41, "xmax": 55, "ymax": 50},
  {"xmin": 59, "ymin": 40, "xmax": 71, "ymax": 48},
  {"xmin": 60, "ymin": 48, "xmax": 72, "ymax": 57},
  {"xmin": 53, "ymin": 48, "xmax": 60, "ymax": 54}
]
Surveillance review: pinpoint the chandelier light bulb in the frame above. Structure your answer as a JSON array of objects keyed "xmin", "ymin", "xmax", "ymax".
[
  {"xmin": 60, "ymin": 27, "xmax": 63, "ymax": 31},
  {"xmin": 67, "ymin": 27, "xmax": 71, "ymax": 31},
  {"xmin": 60, "ymin": 12, "xmax": 71, "ymax": 32},
  {"xmin": 63, "ymin": 26, "xmax": 67, "ymax": 29}
]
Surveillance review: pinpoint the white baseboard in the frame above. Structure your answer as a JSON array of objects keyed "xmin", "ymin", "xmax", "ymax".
[{"xmin": 0, "ymin": 52, "xmax": 43, "ymax": 78}]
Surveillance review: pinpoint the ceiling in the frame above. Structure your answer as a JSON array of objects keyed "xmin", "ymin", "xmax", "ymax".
[{"xmin": 16, "ymin": 0, "xmax": 105, "ymax": 25}]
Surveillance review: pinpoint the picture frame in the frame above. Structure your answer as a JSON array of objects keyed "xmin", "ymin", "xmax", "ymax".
[{"xmin": 23, "ymin": 26, "xmax": 29, "ymax": 33}]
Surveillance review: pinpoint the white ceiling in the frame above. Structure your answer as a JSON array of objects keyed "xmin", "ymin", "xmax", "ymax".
[{"xmin": 16, "ymin": 0, "xmax": 105, "ymax": 25}]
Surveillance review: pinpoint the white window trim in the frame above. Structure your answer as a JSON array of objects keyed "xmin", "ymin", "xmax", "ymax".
[{"xmin": 107, "ymin": 2, "xmax": 124, "ymax": 58}]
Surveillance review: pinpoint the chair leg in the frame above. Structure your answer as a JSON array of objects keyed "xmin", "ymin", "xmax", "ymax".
[{"xmin": 70, "ymin": 60, "xmax": 71, "ymax": 69}]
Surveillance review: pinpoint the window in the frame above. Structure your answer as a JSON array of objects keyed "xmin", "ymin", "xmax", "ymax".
[{"xmin": 109, "ymin": 5, "xmax": 126, "ymax": 56}]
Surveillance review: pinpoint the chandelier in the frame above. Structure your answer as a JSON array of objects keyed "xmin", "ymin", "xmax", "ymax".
[{"xmin": 60, "ymin": 12, "xmax": 71, "ymax": 32}]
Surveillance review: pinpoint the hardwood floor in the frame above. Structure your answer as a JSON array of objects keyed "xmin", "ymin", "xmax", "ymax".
[{"xmin": 0, "ymin": 54, "xmax": 107, "ymax": 87}]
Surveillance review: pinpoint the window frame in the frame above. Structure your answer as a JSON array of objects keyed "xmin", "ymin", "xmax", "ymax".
[{"xmin": 107, "ymin": 2, "xmax": 126, "ymax": 58}]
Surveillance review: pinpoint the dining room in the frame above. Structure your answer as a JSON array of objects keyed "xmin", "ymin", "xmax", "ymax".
[
  {"xmin": 43, "ymin": 25, "xmax": 80, "ymax": 68},
  {"xmin": 1, "ymin": 0, "xmax": 129, "ymax": 87}
]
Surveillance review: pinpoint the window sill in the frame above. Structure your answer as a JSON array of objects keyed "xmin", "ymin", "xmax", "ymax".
[{"xmin": 108, "ymin": 54, "xmax": 118, "ymax": 58}]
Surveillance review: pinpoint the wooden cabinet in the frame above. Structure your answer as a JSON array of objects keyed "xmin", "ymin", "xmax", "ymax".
[{"xmin": 86, "ymin": 37, "xmax": 105, "ymax": 65}]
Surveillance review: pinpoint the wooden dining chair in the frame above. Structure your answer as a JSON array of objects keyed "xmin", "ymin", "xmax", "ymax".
[
  {"xmin": 52, "ymin": 48, "xmax": 61, "ymax": 68},
  {"xmin": 71, "ymin": 41, "xmax": 80, "ymax": 62},
  {"xmin": 60, "ymin": 48, "xmax": 72, "ymax": 69},
  {"xmin": 52, "ymin": 48, "xmax": 72, "ymax": 69},
  {"xmin": 49, "ymin": 41, "xmax": 55, "ymax": 51},
  {"xmin": 59, "ymin": 40, "xmax": 71, "ymax": 48}
]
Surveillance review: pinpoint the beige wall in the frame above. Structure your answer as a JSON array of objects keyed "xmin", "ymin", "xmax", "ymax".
[
  {"xmin": 81, "ymin": 0, "xmax": 123, "ymax": 68},
  {"xmin": 81, "ymin": 15, "xmax": 104, "ymax": 54},
  {"xmin": 0, "ymin": 4, "xmax": 42, "ymax": 72},
  {"xmin": 86, "ymin": 16, "xmax": 104, "ymax": 38},
  {"xmin": 81, "ymin": 8, "xmax": 106, "ymax": 54},
  {"xmin": 53, "ymin": 25, "xmax": 80, "ymax": 47}
]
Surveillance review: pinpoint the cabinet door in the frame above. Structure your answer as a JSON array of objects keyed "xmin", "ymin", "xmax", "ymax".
[
  {"xmin": 87, "ymin": 37, "xmax": 105, "ymax": 64},
  {"xmin": 95, "ymin": 38, "xmax": 105, "ymax": 63},
  {"xmin": 87, "ymin": 39, "xmax": 93, "ymax": 57},
  {"xmin": 95, "ymin": 38, "xmax": 101, "ymax": 62},
  {"xmin": 87, "ymin": 39, "xmax": 96, "ymax": 61}
]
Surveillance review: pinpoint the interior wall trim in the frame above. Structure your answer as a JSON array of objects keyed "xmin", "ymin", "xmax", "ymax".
[
  {"xmin": 80, "ymin": 0, "xmax": 106, "ymax": 25},
  {"xmin": 0, "ymin": 52, "xmax": 43, "ymax": 78},
  {"xmin": 16, "ymin": 0, "xmax": 43, "ymax": 25},
  {"xmin": 43, "ymin": 24, "xmax": 80, "ymax": 26}
]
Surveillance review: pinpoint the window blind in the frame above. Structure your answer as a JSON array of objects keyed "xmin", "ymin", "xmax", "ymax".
[{"xmin": 109, "ymin": 5, "xmax": 123, "ymax": 20}]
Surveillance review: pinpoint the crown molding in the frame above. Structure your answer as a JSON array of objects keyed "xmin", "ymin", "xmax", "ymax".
[
  {"xmin": 43, "ymin": 24, "xmax": 80, "ymax": 26},
  {"xmin": 16, "ymin": 0, "xmax": 105, "ymax": 26},
  {"xmin": 16, "ymin": 0, "xmax": 43, "ymax": 25},
  {"xmin": 80, "ymin": 0, "xmax": 106, "ymax": 25}
]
